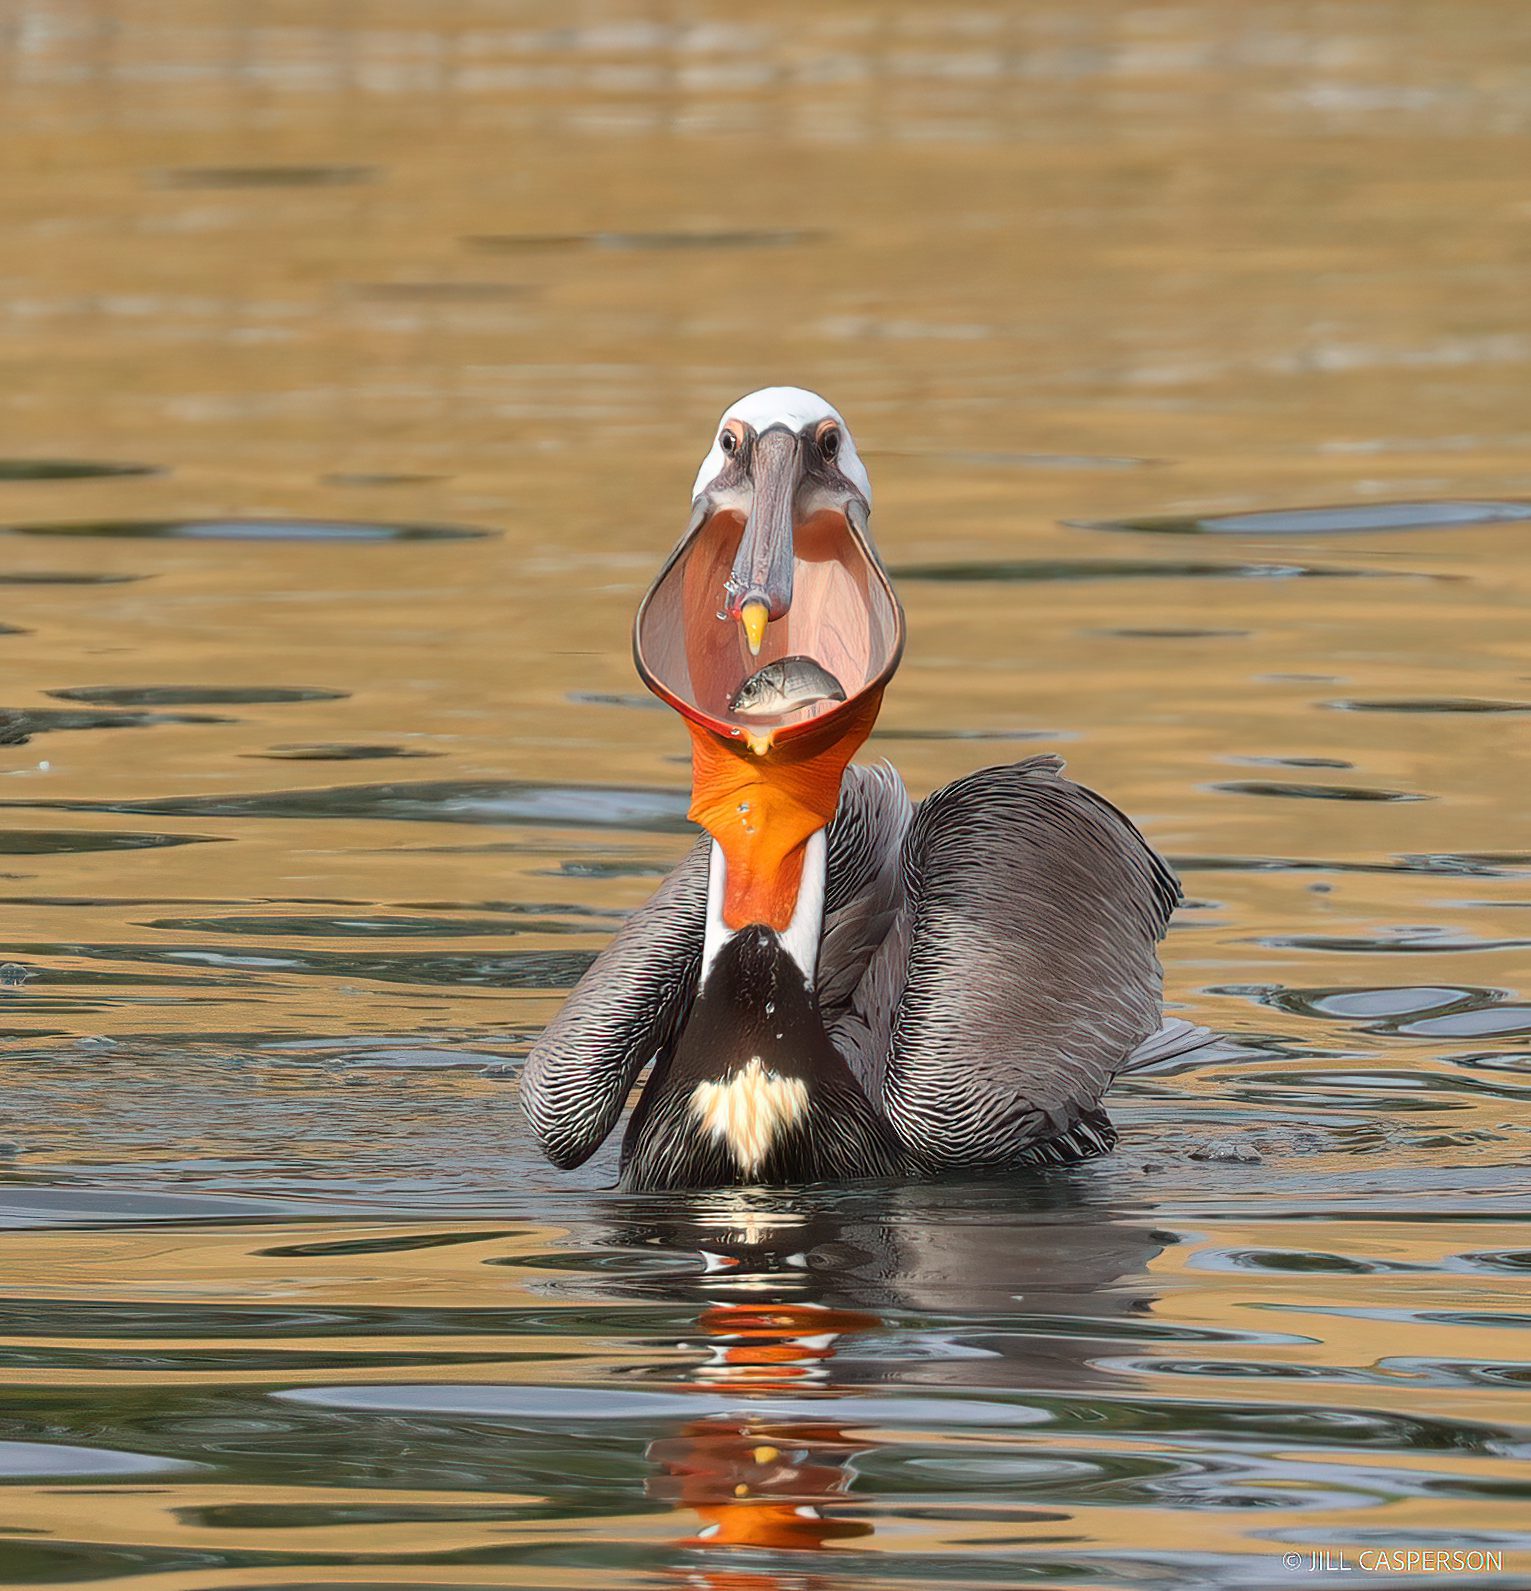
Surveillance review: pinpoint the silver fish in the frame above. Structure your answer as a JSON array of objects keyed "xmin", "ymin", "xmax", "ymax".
[{"xmin": 728, "ymin": 655, "xmax": 847, "ymax": 719}]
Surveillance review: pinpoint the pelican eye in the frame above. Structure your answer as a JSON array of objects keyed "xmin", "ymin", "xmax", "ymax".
[{"xmin": 818, "ymin": 425, "xmax": 841, "ymax": 461}]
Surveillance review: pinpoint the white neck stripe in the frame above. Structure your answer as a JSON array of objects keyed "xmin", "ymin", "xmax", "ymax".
[{"xmin": 700, "ymin": 828, "xmax": 827, "ymax": 988}]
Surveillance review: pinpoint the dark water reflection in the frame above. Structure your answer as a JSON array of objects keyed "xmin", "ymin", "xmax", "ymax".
[
  {"xmin": 1081, "ymin": 500, "xmax": 1531, "ymax": 537},
  {"xmin": 0, "ymin": 460, "xmax": 160, "ymax": 482},
  {"xmin": 11, "ymin": 518, "xmax": 494, "ymax": 543},
  {"xmin": 4, "ymin": 0, "xmax": 1531, "ymax": 1585}
]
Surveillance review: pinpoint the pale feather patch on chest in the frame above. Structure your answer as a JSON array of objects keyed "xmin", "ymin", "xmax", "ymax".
[{"xmin": 688, "ymin": 1057, "xmax": 809, "ymax": 1175}]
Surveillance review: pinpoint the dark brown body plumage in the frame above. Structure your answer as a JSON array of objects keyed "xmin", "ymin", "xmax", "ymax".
[{"xmin": 619, "ymin": 927, "xmax": 901, "ymax": 1190}]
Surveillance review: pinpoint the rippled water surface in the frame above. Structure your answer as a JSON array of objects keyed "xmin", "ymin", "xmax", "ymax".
[{"xmin": 3, "ymin": 3, "xmax": 1530, "ymax": 1586}]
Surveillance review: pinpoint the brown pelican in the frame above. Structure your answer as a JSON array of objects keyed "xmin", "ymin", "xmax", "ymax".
[{"xmin": 522, "ymin": 387, "xmax": 1206, "ymax": 1189}]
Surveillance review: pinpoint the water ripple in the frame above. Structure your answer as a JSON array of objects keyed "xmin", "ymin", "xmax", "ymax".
[{"xmin": 1078, "ymin": 500, "xmax": 1531, "ymax": 537}]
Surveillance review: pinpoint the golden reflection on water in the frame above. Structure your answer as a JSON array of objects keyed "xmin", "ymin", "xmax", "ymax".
[{"xmin": 3, "ymin": 1, "xmax": 1531, "ymax": 1586}]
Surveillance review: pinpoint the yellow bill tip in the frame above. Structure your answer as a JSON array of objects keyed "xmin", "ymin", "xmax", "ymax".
[{"xmin": 740, "ymin": 599, "xmax": 769, "ymax": 657}]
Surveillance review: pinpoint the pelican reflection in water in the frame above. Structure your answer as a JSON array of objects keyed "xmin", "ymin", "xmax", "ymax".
[
  {"xmin": 522, "ymin": 388, "xmax": 1208, "ymax": 1189},
  {"xmin": 596, "ymin": 1182, "xmax": 1170, "ymax": 1567}
]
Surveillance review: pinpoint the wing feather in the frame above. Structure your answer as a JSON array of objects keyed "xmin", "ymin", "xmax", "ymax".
[
  {"xmin": 816, "ymin": 762, "xmax": 911, "ymax": 1097},
  {"xmin": 882, "ymin": 755, "xmax": 1179, "ymax": 1170},
  {"xmin": 520, "ymin": 838, "xmax": 709, "ymax": 1168}
]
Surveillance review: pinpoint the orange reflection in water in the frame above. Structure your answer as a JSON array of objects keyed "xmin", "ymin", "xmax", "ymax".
[{"xmin": 647, "ymin": 1298, "xmax": 882, "ymax": 1559}]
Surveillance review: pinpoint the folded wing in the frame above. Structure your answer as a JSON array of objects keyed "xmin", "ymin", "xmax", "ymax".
[
  {"xmin": 882, "ymin": 755, "xmax": 1180, "ymax": 1170},
  {"xmin": 520, "ymin": 839, "xmax": 709, "ymax": 1168}
]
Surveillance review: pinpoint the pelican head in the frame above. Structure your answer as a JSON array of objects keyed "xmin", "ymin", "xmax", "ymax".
[
  {"xmin": 633, "ymin": 388, "xmax": 905, "ymax": 949},
  {"xmin": 686, "ymin": 387, "xmax": 874, "ymax": 657},
  {"xmin": 634, "ymin": 387, "xmax": 903, "ymax": 747}
]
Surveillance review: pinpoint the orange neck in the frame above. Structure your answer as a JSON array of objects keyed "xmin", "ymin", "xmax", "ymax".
[{"xmin": 686, "ymin": 690, "xmax": 883, "ymax": 931}]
